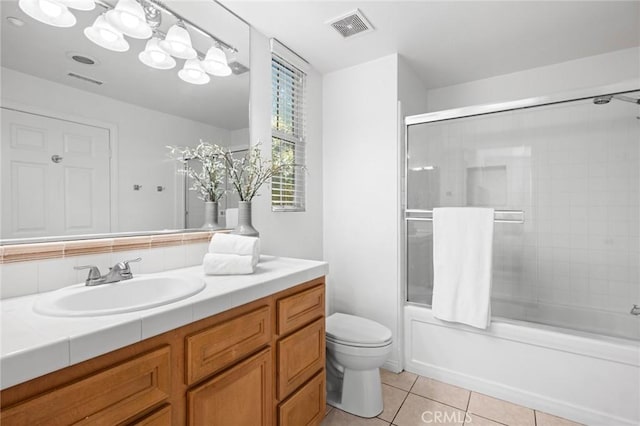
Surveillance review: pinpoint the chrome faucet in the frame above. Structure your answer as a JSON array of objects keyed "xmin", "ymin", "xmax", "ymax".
[{"xmin": 75, "ymin": 258, "xmax": 142, "ymax": 286}]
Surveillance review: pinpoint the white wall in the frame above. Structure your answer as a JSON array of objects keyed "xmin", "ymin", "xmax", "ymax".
[
  {"xmin": 229, "ymin": 128, "xmax": 250, "ymax": 150},
  {"xmin": 398, "ymin": 56, "xmax": 429, "ymax": 118},
  {"xmin": 427, "ymin": 47, "xmax": 640, "ymax": 111},
  {"xmin": 249, "ymin": 28, "xmax": 324, "ymax": 261},
  {"xmin": 1, "ymin": 67, "xmax": 232, "ymax": 232},
  {"xmin": 323, "ymin": 54, "xmax": 403, "ymax": 370}
]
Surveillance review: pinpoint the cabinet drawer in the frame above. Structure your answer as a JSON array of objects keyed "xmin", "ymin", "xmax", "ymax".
[
  {"xmin": 1, "ymin": 346, "xmax": 170, "ymax": 426},
  {"xmin": 187, "ymin": 348, "xmax": 272, "ymax": 426},
  {"xmin": 278, "ymin": 371, "xmax": 325, "ymax": 426},
  {"xmin": 277, "ymin": 318, "xmax": 325, "ymax": 400},
  {"xmin": 186, "ymin": 305, "xmax": 271, "ymax": 385},
  {"xmin": 277, "ymin": 284, "xmax": 324, "ymax": 336},
  {"xmin": 130, "ymin": 404, "xmax": 171, "ymax": 426}
]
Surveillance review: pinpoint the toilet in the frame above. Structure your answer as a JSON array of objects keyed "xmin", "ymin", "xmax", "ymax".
[{"xmin": 325, "ymin": 313, "xmax": 393, "ymax": 418}]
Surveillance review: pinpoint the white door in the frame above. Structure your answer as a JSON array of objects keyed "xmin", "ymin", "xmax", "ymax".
[{"xmin": 1, "ymin": 108, "xmax": 111, "ymax": 239}]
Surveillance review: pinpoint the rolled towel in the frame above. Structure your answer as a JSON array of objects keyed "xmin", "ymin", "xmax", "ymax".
[
  {"xmin": 209, "ymin": 233, "xmax": 260, "ymax": 267},
  {"xmin": 203, "ymin": 253, "xmax": 255, "ymax": 275}
]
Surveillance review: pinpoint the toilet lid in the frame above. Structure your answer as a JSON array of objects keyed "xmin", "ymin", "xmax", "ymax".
[{"xmin": 326, "ymin": 313, "xmax": 392, "ymax": 346}]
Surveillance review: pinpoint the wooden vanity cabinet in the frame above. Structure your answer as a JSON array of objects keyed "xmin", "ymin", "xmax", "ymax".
[{"xmin": 0, "ymin": 277, "xmax": 326, "ymax": 426}]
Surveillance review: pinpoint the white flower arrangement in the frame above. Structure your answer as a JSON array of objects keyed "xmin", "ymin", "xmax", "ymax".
[
  {"xmin": 216, "ymin": 142, "xmax": 296, "ymax": 202},
  {"xmin": 167, "ymin": 141, "xmax": 226, "ymax": 202}
]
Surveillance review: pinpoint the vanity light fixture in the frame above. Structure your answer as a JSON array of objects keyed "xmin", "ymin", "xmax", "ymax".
[
  {"xmin": 178, "ymin": 59, "xmax": 210, "ymax": 85},
  {"xmin": 106, "ymin": 0, "xmax": 152, "ymax": 39},
  {"xmin": 139, "ymin": 36, "xmax": 176, "ymax": 69},
  {"xmin": 160, "ymin": 21, "xmax": 197, "ymax": 59},
  {"xmin": 84, "ymin": 13, "xmax": 129, "ymax": 52},
  {"xmin": 201, "ymin": 45, "xmax": 232, "ymax": 77},
  {"xmin": 18, "ymin": 0, "xmax": 76, "ymax": 28}
]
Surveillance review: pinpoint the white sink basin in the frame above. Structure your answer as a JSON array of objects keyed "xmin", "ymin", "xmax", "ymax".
[{"xmin": 34, "ymin": 275, "xmax": 206, "ymax": 317}]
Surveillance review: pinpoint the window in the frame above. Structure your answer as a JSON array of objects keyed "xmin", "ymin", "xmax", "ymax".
[{"xmin": 271, "ymin": 50, "xmax": 306, "ymax": 211}]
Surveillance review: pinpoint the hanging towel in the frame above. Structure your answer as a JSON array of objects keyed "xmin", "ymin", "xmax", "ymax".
[
  {"xmin": 432, "ymin": 207, "xmax": 494, "ymax": 329},
  {"xmin": 203, "ymin": 253, "xmax": 255, "ymax": 275},
  {"xmin": 208, "ymin": 233, "xmax": 260, "ymax": 267}
]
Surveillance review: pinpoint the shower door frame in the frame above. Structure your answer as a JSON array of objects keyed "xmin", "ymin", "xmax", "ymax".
[{"xmin": 402, "ymin": 80, "xmax": 640, "ymax": 307}]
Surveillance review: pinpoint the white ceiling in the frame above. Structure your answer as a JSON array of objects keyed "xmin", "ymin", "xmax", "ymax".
[
  {"xmin": 1, "ymin": 0, "xmax": 251, "ymax": 129},
  {"xmin": 222, "ymin": 0, "xmax": 640, "ymax": 89}
]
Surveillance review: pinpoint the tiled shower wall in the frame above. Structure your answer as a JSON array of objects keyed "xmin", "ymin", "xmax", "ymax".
[{"xmin": 406, "ymin": 94, "xmax": 639, "ymax": 321}]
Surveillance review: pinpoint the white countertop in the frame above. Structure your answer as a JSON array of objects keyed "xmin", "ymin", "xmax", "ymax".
[{"xmin": 0, "ymin": 255, "xmax": 328, "ymax": 390}]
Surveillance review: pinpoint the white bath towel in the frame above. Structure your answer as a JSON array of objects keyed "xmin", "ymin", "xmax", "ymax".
[
  {"xmin": 432, "ymin": 207, "xmax": 494, "ymax": 329},
  {"xmin": 208, "ymin": 233, "xmax": 260, "ymax": 267},
  {"xmin": 203, "ymin": 253, "xmax": 256, "ymax": 275}
]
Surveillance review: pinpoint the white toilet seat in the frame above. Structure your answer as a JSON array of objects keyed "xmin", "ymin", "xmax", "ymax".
[
  {"xmin": 326, "ymin": 334, "xmax": 393, "ymax": 348},
  {"xmin": 326, "ymin": 313, "xmax": 392, "ymax": 346}
]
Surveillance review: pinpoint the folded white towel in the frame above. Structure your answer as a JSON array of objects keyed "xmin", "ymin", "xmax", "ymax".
[
  {"xmin": 209, "ymin": 233, "xmax": 260, "ymax": 267},
  {"xmin": 432, "ymin": 207, "xmax": 494, "ymax": 329},
  {"xmin": 203, "ymin": 253, "xmax": 256, "ymax": 275}
]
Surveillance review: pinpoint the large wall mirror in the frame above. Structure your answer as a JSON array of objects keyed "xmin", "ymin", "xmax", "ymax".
[{"xmin": 0, "ymin": 0, "xmax": 250, "ymax": 243}]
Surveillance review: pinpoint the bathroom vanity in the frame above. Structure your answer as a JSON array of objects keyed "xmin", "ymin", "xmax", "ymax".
[{"xmin": 0, "ymin": 257, "xmax": 328, "ymax": 425}]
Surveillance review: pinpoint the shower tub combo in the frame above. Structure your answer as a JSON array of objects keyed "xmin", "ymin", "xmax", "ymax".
[{"xmin": 403, "ymin": 85, "xmax": 640, "ymax": 425}]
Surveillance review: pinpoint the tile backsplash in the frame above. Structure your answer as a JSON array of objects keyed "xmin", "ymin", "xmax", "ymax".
[{"xmin": 0, "ymin": 232, "xmax": 214, "ymax": 299}]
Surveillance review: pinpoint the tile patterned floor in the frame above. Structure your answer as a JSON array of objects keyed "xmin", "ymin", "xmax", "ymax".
[{"xmin": 321, "ymin": 369, "xmax": 583, "ymax": 426}]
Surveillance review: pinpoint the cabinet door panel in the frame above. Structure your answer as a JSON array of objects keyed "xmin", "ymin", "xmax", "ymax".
[
  {"xmin": 277, "ymin": 285, "xmax": 324, "ymax": 336},
  {"xmin": 187, "ymin": 348, "xmax": 272, "ymax": 426},
  {"xmin": 278, "ymin": 371, "xmax": 325, "ymax": 426},
  {"xmin": 277, "ymin": 318, "xmax": 325, "ymax": 400},
  {"xmin": 186, "ymin": 305, "xmax": 271, "ymax": 385},
  {"xmin": 130, "ymin": 404, "xmax": 172, "ymax": 426},
  {"xmin": 1, "ymin": 346, "xmax": 170, "ymax": 426}
]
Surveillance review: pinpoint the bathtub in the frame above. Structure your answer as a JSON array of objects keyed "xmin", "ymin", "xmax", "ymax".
[{"xmin": 404, "ymin": 304, "xmax": 640, "ymax": 426}]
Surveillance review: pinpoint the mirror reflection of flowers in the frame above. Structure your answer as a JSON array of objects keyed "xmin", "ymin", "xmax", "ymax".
[
  {"xmin": 216, "ymin": 142, "xmax": 301, "ymax": 201},
  {"xmin": 167, "ymin": 141, "xmax": 226, "ymax": 202}
]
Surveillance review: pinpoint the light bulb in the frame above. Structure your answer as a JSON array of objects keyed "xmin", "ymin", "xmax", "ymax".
[
  {"xmin": 171, "ymin": 42, "xmax": 186, "ymax": 53},
  {"xmin": 139, "ymin": 36, "xmax": 176, "ymax": 70},
  {"xmin": 149, "ymin": 50, "xmax": 166, "ymax": 63},
  {"xmin": 19, "ymin": 0, "xmax": 76, "ymax": 27},
  {"xmin": 119, "ymin": 11, "xmax": 139, "ymax": 28},
  {"xmin": 99, "ymin": 27, "xmax": 118, "ymax": 42},
  {"xmin": 178, "ymin": 59, "xmax": 209, "ymax": 84},
  {"xmin": 105, "ymin": 0, "xmax": 151, "ymax": 39},
  {"xmin": 39, "ymin": 0, "xmax": 63, "ymax": 17},
  {"xmin": 187, "ymin": 69, "xmax": 201, "ymax": 79},
  {"xmin": 159, "ymin": 23, "xmax": 196, "ymax": 59},
  {"xmin": 84, "ymin": 14, "xmax": 129, "ymax": 52}
]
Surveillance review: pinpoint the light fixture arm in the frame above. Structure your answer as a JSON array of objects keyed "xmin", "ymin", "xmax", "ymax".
[{"xmin": 94, "ymin": 0, "xmax": 238, "ymax": 53}]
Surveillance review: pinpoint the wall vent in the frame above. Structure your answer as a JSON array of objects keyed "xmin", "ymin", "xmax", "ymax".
[
  {"xmin": 67, "ymin": 72, "xmax": 103, "ymax": 85},
  {"xmin": 327, "ymin": 9, "xmax": 374, "ymax": 38}
]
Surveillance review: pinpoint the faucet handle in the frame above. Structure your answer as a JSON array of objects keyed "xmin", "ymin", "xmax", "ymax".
[
  {"xmin": 74, "ymin": 265, "xmax": 102, "ymax": 284},
  {"xmin": 113, "ymin": 257, "xmax": 142, "ymax": 279},
  {"xmin": 123, "ymin": 257, "xmax": 142, "ymax": 266}
]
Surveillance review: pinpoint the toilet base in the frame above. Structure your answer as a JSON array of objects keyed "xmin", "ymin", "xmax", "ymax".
[{"xmin": 326, "ymin": 367, "xmax": 383, "ymax": 418}]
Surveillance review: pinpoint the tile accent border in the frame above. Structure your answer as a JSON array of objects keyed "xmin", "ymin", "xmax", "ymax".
[{"xmin": 0, "ymin": 231, "xmax": 224, "ymax": 264}]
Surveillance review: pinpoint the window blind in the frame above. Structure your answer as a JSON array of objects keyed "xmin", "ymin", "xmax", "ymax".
[{"xmin": 271, "ymin": 53, "xmax": 306, "ymax": 212}]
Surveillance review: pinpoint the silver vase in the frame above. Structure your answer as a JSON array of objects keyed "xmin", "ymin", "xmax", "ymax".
[
  {"xmin": 202, "ymin": 201, "xmax": 223, "ymax": 230},
  {"xmin": 232, "ymin": 201, "xmax": 259, "ymax": 237}
]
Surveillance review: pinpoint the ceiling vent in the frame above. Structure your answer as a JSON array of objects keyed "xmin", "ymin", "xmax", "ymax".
[
  {"xmin": 67, "ymin": 72, "xmax": 103, "ymax": 85},
  {"xmin": 327, "ymin": 9, "xmax": 374, "ymax": 39}
]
